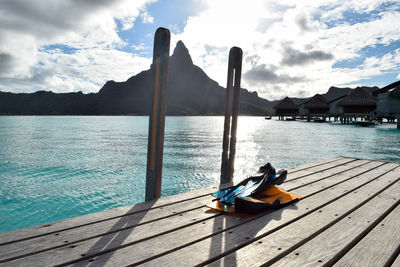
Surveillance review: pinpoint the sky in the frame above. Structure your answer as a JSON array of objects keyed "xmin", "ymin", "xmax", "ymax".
[{"xmin": 0, "ymin": 0, "xmax": 399, "ymax": 100}]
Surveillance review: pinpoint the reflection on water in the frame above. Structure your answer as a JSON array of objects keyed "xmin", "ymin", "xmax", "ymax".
[{"xmin": 0, "ymin": 116, "xmax": 399, "ymax": 233}]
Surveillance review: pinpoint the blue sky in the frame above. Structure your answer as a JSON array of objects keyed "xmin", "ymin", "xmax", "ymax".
[
  {"xmin": 0, "ymin": 0, "xmax": 399, "ymax": 100},
  {"xmin": 117, "ymin": 0, "xmax": 206, "ymax": 56}
]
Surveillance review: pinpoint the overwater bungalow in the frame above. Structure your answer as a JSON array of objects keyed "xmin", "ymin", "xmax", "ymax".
[
  {"xmin": 373, "ymin": 84, "xmax": 400, "ymax": 127},
  {"xmin": 327, "ymin": 94, "xmax": 348, "ymax": 121},
  {"xmin": 337, "ymin": 87, "xmax": 377, "ymax": 123},
  {"xmin": 373, "ymin": 85, "xmax": 400, "ymax": 118},
  {"xmin": 274, "ymin": 97, "xmax": 298, "ymax": 120},
  {"xmin": 298, "ymin": 94, "xmax": 329, "ymax": 121}
]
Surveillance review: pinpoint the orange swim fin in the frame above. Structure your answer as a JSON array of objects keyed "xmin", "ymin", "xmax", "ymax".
[{"xmin": 234, "ymin": 186, "xmax": 301, "ymax": 214}]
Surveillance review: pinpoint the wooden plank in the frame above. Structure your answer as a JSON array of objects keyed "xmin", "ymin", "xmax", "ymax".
[
  {"xmin": 280, "ymin": 160, "xmax": 382, "ymax": 200},
  {"xmin": 286, "ymin": 158, "xmax": 356, "ymax": 180},
  {"xmin": 288, "ymin": 156, "xmax": 344, "ymax": 173},
  {"xmin": 205, "ymin": 166, "xmax": 400, "ymax": 267},
  {"xmin": 332, "ymin": 204, "xmax": 400, "ymax": 267},
  {"xmin": 0, "ymin": 157, "xmax": 343, "ymax": 245},
  {"xmin": 0, "ymin": 159, "xmax": 365, "ymax": 261},
  {"xmin": 133, "ymin": 163, "xmax": 399, "ymax": 267},
  {"xmin": 282, "ymin": 159, "xmax": 372, "ymax": 189},
  {"xmin": 42, "ymin": 163, "xmax": 399, "ymax": 266},
  {"xmin": 342, "ymin": 156, "xmax": 400, "ymax": 165},
  {"xmin": 270, "ymin": 188, "xmax": 400, "ymax": 266}
]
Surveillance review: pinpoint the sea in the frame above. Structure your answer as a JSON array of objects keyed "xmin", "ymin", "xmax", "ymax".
[{"xmin": 0, "ymin": 116, "xmax": 399, "ymax": 233}]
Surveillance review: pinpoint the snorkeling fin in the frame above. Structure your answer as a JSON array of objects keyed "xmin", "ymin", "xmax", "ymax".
[
  {"xmin": 250, "ymin": 168, "xmax": 287, "ymax": 196},
  {"xmin": 214, "ymin": 163, "xmax": 275, "ymax": 204},
  {"xmin": 234, "ymin": 186, "xmax": 301, "ymax": 214},
  {"xmin": 212, "ymin": 173, "xmax": 264, "ymax": 199},
  {"xmin": 212, "ymin": 163, "xmax": 288, "ymax": 204}
]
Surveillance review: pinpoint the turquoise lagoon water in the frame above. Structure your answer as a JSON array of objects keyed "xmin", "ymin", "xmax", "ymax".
[{"xmin": 0, "ymin": 116, "xmax": 399, "ymax": 233}]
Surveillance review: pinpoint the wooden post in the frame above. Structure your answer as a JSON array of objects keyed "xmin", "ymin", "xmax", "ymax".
[
  {"xmin": 220, "ymin": 47, "xmax": 243, "ymax": 184},
  {"xmin": 145, "ymin": 28, "xmax": 170, "ymax": 201}
]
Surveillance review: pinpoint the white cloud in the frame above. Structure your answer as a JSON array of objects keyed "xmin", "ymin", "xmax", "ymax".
[
  {"xmin": 0, "ymin": 31, "xmax": 37, "ymax": 78},
  {"xmin": 141, "ymin": 11, "xmax": 154, "ymax": 24},
  {"xmin": 321, "ymin": 11, "xmax": 400, "ymax": 61},
  {"xmin": 0, "ymin": 0, "xmax": 155, "ymax": 92},
  {"xmin": 172, "ymin": 0, "xmax": 400, "ymax": 100},
  {"xmin": 0, "ymin": 47, "xmax": 152, "ymax": 93},
  {"xmin": 132, "ymin": 43, "xmax": 147, "ymax": 50},
  {"xmin": 1, "ymin": 0, "xmax": 399, "ymax": 98},
  {"xmin": 320, "ymin": 0, "xmax": 395, "ymax": 22}
]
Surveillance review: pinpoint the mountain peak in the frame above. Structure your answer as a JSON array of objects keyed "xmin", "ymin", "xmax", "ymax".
[
  {"xmin": 171, "ymin": 40, "xmax": 193, "ymax": 66},
  {"xmin": 174, "ymin": 40, "xmax": 188, "ymax": 54}
]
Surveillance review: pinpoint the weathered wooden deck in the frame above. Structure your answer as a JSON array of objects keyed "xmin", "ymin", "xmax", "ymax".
[{"xmin": 0, "ymin": 156, "xmax": 399, "ymax": 266}]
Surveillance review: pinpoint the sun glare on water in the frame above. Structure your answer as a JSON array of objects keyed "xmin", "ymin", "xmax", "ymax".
[{"xmin": 233, "ymin": 117, "xmax": 266, "ymax": 180}]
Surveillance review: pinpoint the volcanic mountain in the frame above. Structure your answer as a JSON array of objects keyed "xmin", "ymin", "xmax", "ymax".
[{"xmin": 96, "ymin": 41, "xmax": 274, "ymax": 115}]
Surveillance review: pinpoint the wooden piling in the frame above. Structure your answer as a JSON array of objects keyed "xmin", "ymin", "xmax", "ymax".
[
  {"xmin": 220, "ymin": 47, "xmax": 243, "ymax": 184},
  {"xmin": 145, "ymin": 28, "xmax": 170, "ymax": 201}
]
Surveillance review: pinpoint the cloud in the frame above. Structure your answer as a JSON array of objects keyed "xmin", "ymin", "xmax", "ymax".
[
  {"xmin": 0, "ymin": 53, "xmax": 14, "ymax": 76},
  {"xmin": 0, "ymin": 46, "xmax": 152, "ymax": 93},
  {"xmin": 281, "ymin": 46, "xmax": 334, "ymax": 66},
  {"xmin": 0, "ymin": 0, "xmax": 149, "ymax": 42},
  {"xmin": 132, "ymin": 42, "xmax": 149, "ymax": 51},
  {"xmin": 362, "ymin": 49, "xmax": 400, "ymax": 70},
  {"xmin": 0, "ymin": 0, "xmax": 155, "ymax": 92},
  {"xmin": 243, "ymin": 64, "xmax": 304, "ymax": 84},
  {"xmin": 0, "ymin": 69, "xmax": 55, "ymax": 92},
  {"xmin": 320, "ymin": 0, "xmax": 396, "ymax": 23},
  {"xmin": 245, "ymin": 55, "xmax": 261, "ymax": 66},
  {"xmin": 321, "ymin": 11, "xmax": 400, "ymax": 61},
  {"xmin": 1, "ymin": 0, "xmax": 399, "ymax": 99},
  {"xmin": 0, "ymin": 31, "xmax": 37, "ymax": 79},
  {"xmin": 141, "ymin": 11, "xmax": 154, "ymax": 24},
  {"xmin": 295, "ymin": 12, "xmax": 323, "ymax": 32},
  {"xmin": 172, "ymin": 0, "xmax": 400, "ymax": 99}
]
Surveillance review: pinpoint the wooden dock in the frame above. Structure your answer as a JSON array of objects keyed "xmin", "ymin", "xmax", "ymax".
[{"xmin": 0, "ymin": 156, "xmax": 399, "ymax": 266}]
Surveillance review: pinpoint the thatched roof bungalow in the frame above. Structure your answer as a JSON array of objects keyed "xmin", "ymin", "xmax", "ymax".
[
  {"xmin": 372, "ymin": 81, "xmax": 400, "ymax": 118},
  {"xmin": 338, "ymin": 87, "xmax": 376, "ymax": 114},
  {"xmin": 328, "ymin": 94, "xmax": 348, "ymax": 116},
  {"xmin": 390, "ymin": 87, "xmax": 400, "ymax": 97},
  {"xmin": 274, "ymin": 97, "xmax": 298, "ymax": 117},
  {"xmin": 302, "ymin": 94, "xmax": 329, "ymax": 115},
  {"xmin": 374, "ymin": 86, "xmax": 400, "ymax": 117}
]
